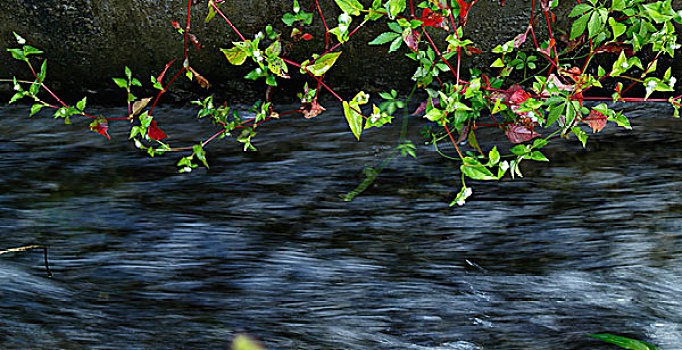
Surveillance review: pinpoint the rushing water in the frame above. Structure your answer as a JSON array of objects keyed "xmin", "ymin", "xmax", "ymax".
[{"xmin": 1, "ymin": 103, "xmax": 681, "ymax": 350}]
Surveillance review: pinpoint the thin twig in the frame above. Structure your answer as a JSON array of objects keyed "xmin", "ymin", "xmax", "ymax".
[{"xmin": 0, "ymin": 245, "xmax": 52, "ymax": 278}]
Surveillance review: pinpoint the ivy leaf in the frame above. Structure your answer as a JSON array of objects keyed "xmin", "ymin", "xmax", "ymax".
[
  {"xmin": 343, "ymin": 100, "xmax": 364, "ymax": 140},
  {"xmin": 304, "ymin": 52, "xmax": 342, "ymax": 76},
  {"xmin": 334, "ymin": 0, "xmax": 364, "ymax": 15}
]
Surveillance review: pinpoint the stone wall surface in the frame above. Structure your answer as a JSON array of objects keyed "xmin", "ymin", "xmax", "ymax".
[{"xmin": 0, "ymin": 0, "xmax": 680, "ymax": 104}]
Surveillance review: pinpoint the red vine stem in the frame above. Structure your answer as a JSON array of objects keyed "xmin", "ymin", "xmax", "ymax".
[{"xmin": 209, "ymin": 0, "xmax": 246, "ymax": 41}]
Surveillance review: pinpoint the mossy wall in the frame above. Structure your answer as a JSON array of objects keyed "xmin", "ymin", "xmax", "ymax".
[{"xmin": 0, "ymin": 0, "xmax": 679, "ymax": 104}]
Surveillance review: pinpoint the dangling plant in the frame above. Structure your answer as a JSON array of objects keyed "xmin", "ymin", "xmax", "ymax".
[{"xmin": 5, "ymin": 0, "xmax": 681, "ymax": 205}]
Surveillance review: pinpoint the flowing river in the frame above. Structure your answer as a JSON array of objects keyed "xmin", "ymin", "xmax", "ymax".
[{"xmin": 0, "ymin": 103, "xmax": 681, "ymax": 349}]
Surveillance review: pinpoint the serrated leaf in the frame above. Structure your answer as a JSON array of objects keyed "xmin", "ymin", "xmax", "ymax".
[{"xmin": 304, "ymin": 51, "xmax": 342, "ymax": 76}]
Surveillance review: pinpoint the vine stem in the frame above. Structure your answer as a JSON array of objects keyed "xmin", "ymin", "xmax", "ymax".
[
  {"xmin": 209, "ymin": 0, "xmax": 246, "ymax": 41},
  {"xmin": 441, "ymin": 117, "xmax": 464, "ymax": 159}
]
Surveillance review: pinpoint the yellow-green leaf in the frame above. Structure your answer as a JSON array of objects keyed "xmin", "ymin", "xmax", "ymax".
[{"xmin": 304, "ymin": 52, "xmax": 342, "ymax": 76}]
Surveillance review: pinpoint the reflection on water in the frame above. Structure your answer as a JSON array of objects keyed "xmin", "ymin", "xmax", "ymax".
[{"xmin": 0, "ymin": 104, "xmax": 681, "ymax": 349}]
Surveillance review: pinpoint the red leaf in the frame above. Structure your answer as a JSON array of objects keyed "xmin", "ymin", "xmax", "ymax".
[
  {"xmin": 302, "ymin": 101, "xmax": 326, "ymax": 119},
  {"xmin": 171, "ymin": 21, "xmax": 182, "ymax": 30},
  {"xmin": 402, "ymin": 28, "xmax": 420, "ymax": 52},
  {"xmin": 585, "ymin": 110, "xmax": 607, "ymax": 133},
  {"xmin": 456, "ymin": 0, "xmax": 471, "ymax": 25},
  {"xmin": 419, "ymin": 8, "xmax": 447, "ymax": 28},
  {"xmin": 503, "ymin": 84, "xmax": 527, "ymax": 104},
  {"xmin": 301, "ymin": 33, "xmax": 313, "ymax": 40},
  {"xmin": 89, "ymin": 117, "xmax": 110, "ymax": 139},
  {"xmin": 189, "ymin": 34, "xmax": 203, "ymax": 51},
  {"xmin": 506, "ymin": 125, "xmax": 540, "ymax": 144},
  {"xmin": 513, "ymin": 26, "xmax": 532, "ymax": 48},
  {"xmin": 148, "ymin": 120, "xmax": 167, "ymax": 140},
  {"xmin": 464, "ymin": 46, "xmax": 482, "ymax": 55}
]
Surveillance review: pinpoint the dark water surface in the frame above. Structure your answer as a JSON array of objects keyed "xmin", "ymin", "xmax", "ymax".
[{"xmin": 1, "ymin": 104, "xmax": 681, "ymax": 349}]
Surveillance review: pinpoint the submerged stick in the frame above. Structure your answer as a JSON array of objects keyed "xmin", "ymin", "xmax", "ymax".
[{"xmin": 0, "ymin": 244, "xmax": 53, "ymax": 278}]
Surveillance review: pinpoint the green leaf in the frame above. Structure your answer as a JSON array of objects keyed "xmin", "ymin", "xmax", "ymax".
[
  {"xmin": 38, "ymin": 59, "xmax": 48, "ymax": 81},
  {"xmin": 588, "ymin": 334, "xmax": 659, "ymax": 350},
  {"xmin": 571, "ymin": 126, "xmax": 588, "ymax": 147},
  {"xmin": 131, "ymin": 78, "xmax": 142, "ymax": 87},
  {"xmin": 611, "ymin": 0, "xmax": 625, "ymax": 11},
  {"xmin": 333, "ymin": 0, "xmax": 364, "ymax": 15},
  {"xmin": 206, "ymin": 0, "xmax": 220, "ymax": 23},
  {"xmin": 193, "ymin": 144, "xmax": 209, "ymax": 168},
  {"xmin": 488, "ymin": 146, "xmax": 500, "ymax": 166},
  {"xmin": 265, "ymin": 40, "xmax": 282, "ymax": 57},
  {"xmin": 112, "ymin": 77, "xmax": 127, "ymax": 88},
  {"xmin": 461, "ymin": 157, "xmax": 498, "ymax": 181},
  {"xmin": 369, "ymin": 32, "xmax": 401, "ymax": 45},
  {"xmin": 304, "ymin": 51, "xmax": 342, "ymax": 76},
  {"xmin": 384, "ymin": 0, "xmax": 406, "ymax": 19},
  {"xmin": 221, "ymin": 46, "xmax": 249, "ymax": 65},
  {"xmin": 588, "ymin": 11, "xmax": 602, "ymax": 38},
  {"xmin": 491, "ymin": 57, "xmax": 505, "ymax": 68},
  {"xmin": 267, "ymin": 57, "xmax": 288, "ymax": 77},
  {"xmin": 530, "ymin": 150, "xmax": 549, "ymax": 161},
  {"xmin": 388, "ymin": 36, "xmax": 403, "ymax": 52},
  {"xmin": 343, "ymin": 100, "xmax": 364, "ymax": 140},
  {"xmin": 569, "ymin": 3, "xmax": 592, "ymax": 17},
  {"xmin": 608, "ymin": 112, "xmax": 631, "ymax": 129},
  {"xmin": 125, "ymin": 66, "xmax": 132, "ymax": 80},
  {"xmin": 76, "ymin": 97, "xmax": 87, "ymax": 112},
  {"xmin": 423, "ymin": 108, "xmax": 445, "ymax": 121},
  {"xmin": 571, "ymin": 12, "xmax": 590, "ymax": 40},
  {"xmin": 29, "ymin": 103, "xmax": 45, "ymax": 117},
  {"xmin": 642, "ymin": 2, "xmax": 673, "ymax": 23}
]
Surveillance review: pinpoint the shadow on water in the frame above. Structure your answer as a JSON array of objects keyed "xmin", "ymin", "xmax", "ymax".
[{"xmin": 1, "ymin": 103, "xmax": 681, "ymax": 349}]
